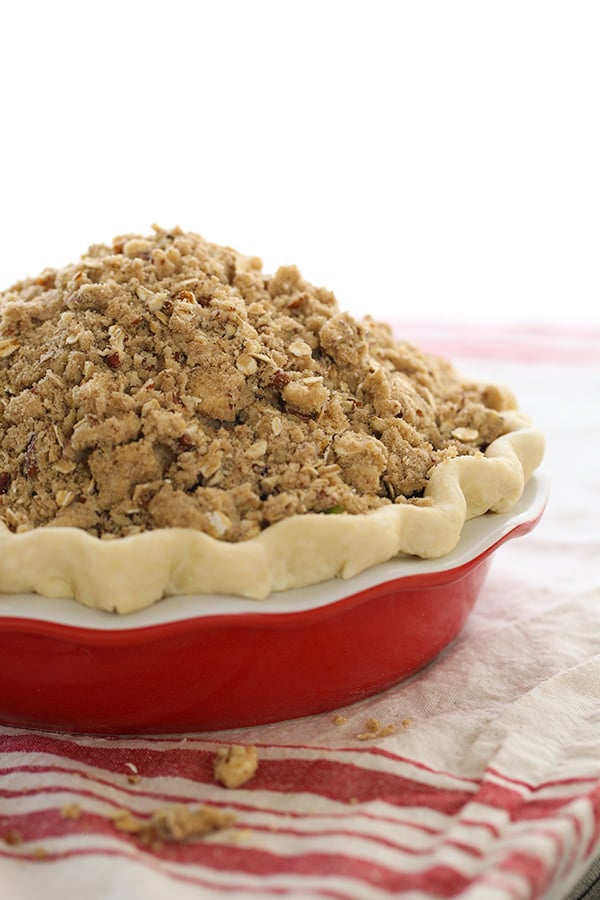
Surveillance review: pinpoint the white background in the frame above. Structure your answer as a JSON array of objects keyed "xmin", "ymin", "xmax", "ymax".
[{"xmin": 1, "ymin": 1, "xmax": 599, "ymax": 326}]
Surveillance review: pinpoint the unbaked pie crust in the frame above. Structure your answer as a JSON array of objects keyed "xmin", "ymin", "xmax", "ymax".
[{"xmin": 0, "ymin": 409, "xmax": 543, "ymax": 613}]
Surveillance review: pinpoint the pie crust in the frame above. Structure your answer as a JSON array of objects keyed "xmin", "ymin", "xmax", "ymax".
[{"xmin": 0, "ymin": 409, "xmax": 543, "ymax": 613}]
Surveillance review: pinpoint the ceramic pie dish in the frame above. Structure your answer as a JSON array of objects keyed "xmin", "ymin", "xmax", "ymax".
[
  {"xmin": 0, "ymin": 226, "xmax": 548, "ymax": 734},
  {"xmin": 0, "ymin": 470, "xmax": 548, "ymax": 735}
]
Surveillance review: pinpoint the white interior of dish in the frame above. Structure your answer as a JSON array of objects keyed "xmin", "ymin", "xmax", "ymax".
[{"xmin": 0, "ymin": 472, "xmax": 549, "ymax": 630}]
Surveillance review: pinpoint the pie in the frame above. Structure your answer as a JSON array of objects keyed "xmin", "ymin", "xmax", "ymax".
[{"xmin": 0, "ymin": 226, "xmax": 544, "ymax": 613}]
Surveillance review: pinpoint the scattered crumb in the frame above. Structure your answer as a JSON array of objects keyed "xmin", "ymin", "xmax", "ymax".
[
  {"xmin": 32, "ymin": 847, "xmax": 48, "ymax": 859},
  {"xmin": 230, "ymin": 828, "xmax": 254, "ymax": 843},
  {"xmin": 111, "ymin": 809, "xmax": 141, "ymax": 834},
  {"xmin": 376, "ymin": 724, "xmax": 396, "ymax": 738},
  {"xmin": 348, "ymin": 797, "xmax": 359, "ymax": 805},
  {"xmin": 124, "ymin": 762, "xmax": 141, "ymax": 784},
  {"xmin": 213, "ymin": 744, "xmax": 258, "ymax": 789},
  {"xmin": 356, "ymin": 718, "xmax": 396, "ymax": 741},
  {"xmin": 111, "ymin": 804, "xmax": 235, "ymax": 844},
  {"xmin": 60, "ymin": 804, "xmax": 82, "ymax": 820},
  {"xmin": 332, "ymin": 714, "xmax": 347, "ymax": 726},
  {"xmin": 401, "ymin": 718, "xmax": 412, "ymax": 729},
  {"xmin": 2, "ymin": 829, "xmax": 22, "ymax": 846}
]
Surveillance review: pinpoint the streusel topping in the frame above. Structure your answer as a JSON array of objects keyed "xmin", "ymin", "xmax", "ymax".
[{"xmin": 0, "ymin": 225, "xmax": 510, "ymax": 540}]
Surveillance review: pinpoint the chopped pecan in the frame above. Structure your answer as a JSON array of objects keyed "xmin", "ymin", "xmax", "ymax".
[
  {"xmin": 285, "ymin": 405, "xmax": 314, "ymax": 421},
  {"xmin": 105, "ymin": 352, "xmax": 121, "ymax": 370},
  {"xmin": 23, "ymin": 435, "xmax": 38, "ymax": 478},
  {"xmin": 269, "ymin": 369, "xmax": 291, "ymax": 391},
  {"xmin": 177, "ymin": 433, "xmax": 195, "ymax": 451},
  {"xmin": 175, "ymin": 290, "xmax": 195, "ymax": 304},
  {"xmin": 35, "ymin": 272, "xmax": 56, "ymax": 289}
]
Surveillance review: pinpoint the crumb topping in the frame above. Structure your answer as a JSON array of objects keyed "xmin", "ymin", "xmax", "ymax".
[
  {"xmin": 213, "ymin": 744, "xmax": 258, "ymax": 789},
  {"xmin": 356, "ymin": 718, "xmax": 396, "ymax": 741},
  {"xmin": 0, "ymin": 225, "xmax": 511, "ymax": 540},
  {"xmin": 111, "ymin": 804, "xmax": 235, "ymax": 844}
]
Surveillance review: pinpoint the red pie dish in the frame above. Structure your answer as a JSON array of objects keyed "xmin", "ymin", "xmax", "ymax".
[{"xmin": 0, "ymin": 472, "xmax": 548, "ymax": 735}]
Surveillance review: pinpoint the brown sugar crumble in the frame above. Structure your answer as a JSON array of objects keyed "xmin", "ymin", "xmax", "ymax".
[
  {"xmin": 356, "ymin": 718, "xmax": 396, "ymax": 741},
  {"xmin": 0, "ymin": 225, "xmax": 511, "ymax": 539},
  {"xmin": 60, "ymin": 803, "xmax": 82, "ymax": 820},
  {"xmin": 2, "ymin": 828, "xmax": 22, "ymax": 846},
  {"xmin": 111, "ymin": 804, "xmax": 235, "ymax": 845},
  {"xmin": 213, "ymin": 744, "xmax": 258, "ymax": 789}
]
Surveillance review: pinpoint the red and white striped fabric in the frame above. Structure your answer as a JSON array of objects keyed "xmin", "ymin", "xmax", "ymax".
[{"xmin": 2, "ymin": 322, "xmax": 599, "ymax": 900}]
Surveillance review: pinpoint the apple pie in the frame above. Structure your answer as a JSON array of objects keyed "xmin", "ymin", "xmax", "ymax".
[{"xmin": 0, "ymin": 226, "xmax": 544, "ymax": 612}]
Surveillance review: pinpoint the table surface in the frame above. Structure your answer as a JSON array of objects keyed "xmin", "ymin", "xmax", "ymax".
[{"xmin": 1, "ymin": 321, "xmax": 599, "ymax": 900}]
